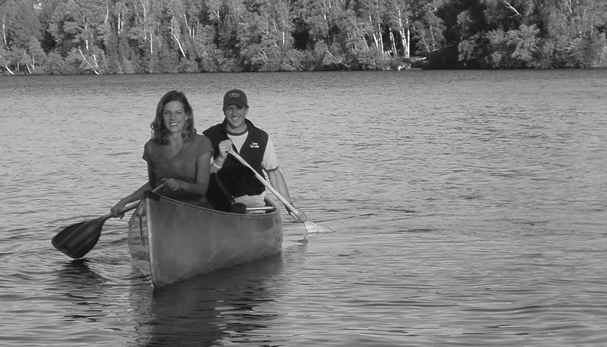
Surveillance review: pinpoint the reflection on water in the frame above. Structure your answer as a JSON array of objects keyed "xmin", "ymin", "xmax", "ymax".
[
  {"xmin": 56, "ymin": 259, "xmax": 110, "ymax": 287},
  {"xmin": 132, "ymin": 254, "xmax": 285, "ymax": 346}
]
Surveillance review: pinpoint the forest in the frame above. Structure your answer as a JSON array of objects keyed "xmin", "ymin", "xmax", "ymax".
[{"xmin": 1, "ymin": 0, "xmax": 606, "ymax": 75}]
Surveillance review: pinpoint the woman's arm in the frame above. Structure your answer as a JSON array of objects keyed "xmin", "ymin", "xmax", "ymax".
[
  {"xmin": 162, "ymin": 151, "xmax": 212, "ymax": 197},
  {"xmin": 110, "ymin": 182, "xmax": 152, "ymax": 217}
]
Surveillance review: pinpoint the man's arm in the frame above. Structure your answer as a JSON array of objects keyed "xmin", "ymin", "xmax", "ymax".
[
  {"xmin": 266, "ymin": 168, "xmax": 293, "ymax": 204},
  {"xmin": 266, "ymin": 167, "xmax": 307, "ymax": 222}
]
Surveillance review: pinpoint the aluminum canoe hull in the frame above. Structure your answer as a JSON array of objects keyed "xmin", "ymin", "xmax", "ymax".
[{"xmin": 128, "ymin": 191, "xmax": 282, "ymax": 287}]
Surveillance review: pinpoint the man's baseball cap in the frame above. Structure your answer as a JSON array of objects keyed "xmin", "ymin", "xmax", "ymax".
[{"xmin": 223, "ymin": 89, "xmax": 248, "ymax": 108}]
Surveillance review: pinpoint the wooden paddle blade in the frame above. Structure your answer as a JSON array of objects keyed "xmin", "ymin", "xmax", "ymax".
[{"xmin": 52, "ymin": 217, "xmax": 106, "ymax": 259}]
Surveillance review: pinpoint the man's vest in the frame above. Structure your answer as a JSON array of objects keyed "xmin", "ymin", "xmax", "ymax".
[{"xmin": 203, "ymin": 119, "xmax": 269, "ymax": 199}]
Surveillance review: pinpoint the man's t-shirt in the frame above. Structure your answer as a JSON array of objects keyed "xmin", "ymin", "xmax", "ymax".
[{"xmin": 228, "ymin": 132, "xmax": 279, "ymax": 171}]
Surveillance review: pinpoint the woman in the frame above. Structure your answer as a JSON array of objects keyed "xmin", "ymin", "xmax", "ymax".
[{"xmin": 111, "ymin": 90, "xmax": 213, "ymax": 216}]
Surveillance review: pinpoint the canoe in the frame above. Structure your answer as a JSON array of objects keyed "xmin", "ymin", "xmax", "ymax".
[{"xmin": 127, "ymin": 190, "xmax": 283, "ymax": 288}]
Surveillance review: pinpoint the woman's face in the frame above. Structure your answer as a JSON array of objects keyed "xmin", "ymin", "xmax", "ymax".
[{"xmin": 162, "ymin": 101, "xmax": 188, "ymax": 134}]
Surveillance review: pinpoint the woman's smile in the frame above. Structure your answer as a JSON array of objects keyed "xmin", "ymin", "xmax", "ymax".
[{"xmin": 163, "ymin": 101, "xmax": 187, "ymax": 133}]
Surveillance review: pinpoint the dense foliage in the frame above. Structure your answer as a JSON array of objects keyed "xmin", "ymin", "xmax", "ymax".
[{"xmin": 1, "ymin": 0, "xmax": 606, "ymax": 74}]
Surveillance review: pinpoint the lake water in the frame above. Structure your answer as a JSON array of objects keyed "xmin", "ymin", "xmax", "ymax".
[{"xmin": 1, "ymin": 69, "xmax": 606, "ymax": 346}]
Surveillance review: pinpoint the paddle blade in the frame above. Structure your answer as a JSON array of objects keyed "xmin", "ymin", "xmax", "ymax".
[
  {"xmin": 52, "ymin": 217, "xmax": 106, "ymax": 259},
  {"xmin": 303, "ymin": 220, "xmax": 335, "ymax": 233}
]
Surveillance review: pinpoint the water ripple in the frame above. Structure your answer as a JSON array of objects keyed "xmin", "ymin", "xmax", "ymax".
[{"xmin": 1, "ymin": 71, "xmax": 606, "ymax": 346}]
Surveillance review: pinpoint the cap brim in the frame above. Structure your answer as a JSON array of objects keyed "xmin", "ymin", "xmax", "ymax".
[{"xmin": 224, "ymin": 101, "xmax": 248, "ymax": 108}]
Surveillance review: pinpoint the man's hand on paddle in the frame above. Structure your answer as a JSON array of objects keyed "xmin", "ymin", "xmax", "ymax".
[
  {"xmin": 289, "ymin": 207, "xmax": 307, "ymax": 223},
  {"xmin": 218, "ymin": 139, "xmax": 232, "ymax": 160}
]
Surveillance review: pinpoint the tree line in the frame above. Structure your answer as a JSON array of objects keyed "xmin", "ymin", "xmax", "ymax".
[{"xmin": 1, "ymin": 0, "xmax": 606, "ymax": 75}]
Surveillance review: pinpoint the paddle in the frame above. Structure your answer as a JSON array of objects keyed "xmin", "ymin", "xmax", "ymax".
[
  {"xmin": 229, "ymin": 151, "xmax": 333, "ymax": 233},
  {"xmin": 52, "ymin": 202, "xmax": 140, "ymax": 259},
  {"xmin": 52, "ymin": 185, "xmax": 163, "ymax": 259}
]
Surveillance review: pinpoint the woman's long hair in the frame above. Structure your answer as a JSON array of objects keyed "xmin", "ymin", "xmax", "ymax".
[{"xmin": 150, "ymin": 90, "xmax": 197, "ymax": 145}]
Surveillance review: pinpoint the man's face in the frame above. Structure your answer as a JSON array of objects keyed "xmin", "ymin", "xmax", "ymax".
[{"xmin": 223, "ymin": 104, "xmax": 248, "ymax": 132}]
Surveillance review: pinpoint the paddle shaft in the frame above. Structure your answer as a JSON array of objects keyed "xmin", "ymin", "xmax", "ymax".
[
  {"xmin": 107, "ymin": 184, "xmax": 165, "ymax": 219},
  {"xmin": 228, "ymin": 152, "xmax": 303, "ymax": 218},
  {"xmin": 102, "ymin": 201, "xmax": 140, "ymax": 221}
]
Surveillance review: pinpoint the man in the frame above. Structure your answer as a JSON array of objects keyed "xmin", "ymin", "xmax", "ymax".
[{"xmin": 203, "ymin": 89, "xmax": 304, "ymax": 220}]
